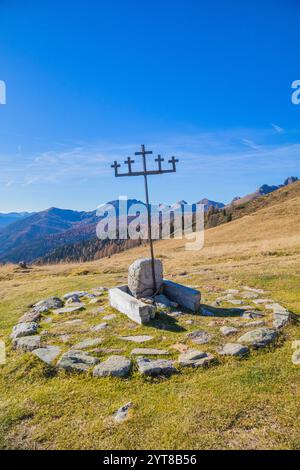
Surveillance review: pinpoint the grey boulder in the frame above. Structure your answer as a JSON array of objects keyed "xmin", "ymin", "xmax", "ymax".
[
  {"xmin": 33, "ymin": 297, "xmax": 63, "ymax": 313},
  {"xmin": 218, "ymin": 343, "xmax": 249, "ymax": 357},
  {"xmin": 238, "ymin": 328, "xmax": 277, "ymax": 348},
  {"xmin": 13, "ymin": 335, "xmax": 41, "ymax": 351},
  {"xmin": 220, "ymin": 326, "xmax": 239, "ymax": 336},
  {"xmin": 57, "ymin": 349, "xmax": 99, "ymax": 372},
  {"xmin": 93, "ymin": 355, "xmax": 132, "ymax": 377},
  {"xmin": 32, "ymin": 346, "xmax": 61, "ymax": 365},
  {"xmin": 186, "ymin": 330, "xmax": 212, "ymax": 345},
  {"xmin": 136, "ymin": 357, "xmax": 178, "ymax": 376},
  {"xmin": 11, "ymin": 322, "xmax": 39, "ymax": 340},
  {"xmin": 128, "ymin": 258, "xmax": 163, "ymax": 298},
  {"xmin": 178, "ymin": 350, "xmax": 215, "ymax": 367}
]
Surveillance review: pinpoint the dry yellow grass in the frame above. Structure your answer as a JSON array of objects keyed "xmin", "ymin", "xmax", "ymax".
[{"xmin": 0, "ymin": 182, "xmax": 299, "ymax": 449}]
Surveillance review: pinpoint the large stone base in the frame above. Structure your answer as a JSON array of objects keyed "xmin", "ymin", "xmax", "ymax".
[
  {"xmin": 109, "ymin": 280, "xmax": 201, "ymax": 324},
  {"xmin": 109, "ymin": 285, "xmax": 156, "ymax": 324}
]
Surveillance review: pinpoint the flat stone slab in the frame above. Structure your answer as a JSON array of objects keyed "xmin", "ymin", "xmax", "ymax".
[
  {"xmin": 11, "ymin": 322, "xmax": 39, "ymax": 340},
  {"xmin": 109, "ymin": 285, "xmax": 156, "ymax": 324},
  {"xmin": 227, "ymin": 299, "xmax": 244, "ymax": 305},
  {"xmin": 89, "ymin": 298, "xmax": 103, "ymax": 304},
  {"xmin": 18, "ymin": 311, "xmax": 42, "ymax": 323},
  {"xmin": 178, "ymin": 350, "xmax": 215, "ymax": 367},
  {"xmin": 238, "ymin": 328, "xmax": 278, "ymax": 349},
  {"xmin": 93, "ymin": 355, "xmax": 132, "ymax": 377},
  {"xmin": 253, "ymin": 299, "xmax": 273, "ymax": 305},
  {"xmin": 119, "ymin": 335, "xmax": 153, "ymax": 343},
  {"xmin": 53, "ymin": 304, "xmax": 84, "ymax": 314},
  {"xmin": 243, "ymin": 287, "xmax": 265, "ymax": 294},
  {"xmin": 65, "ymin": 294, "xmax": 81, "ymax": 304},
  {"xmin": 33, "ymin": 297, "xmax": 63, "ymax": 313},
  {"xmin": 186, "ymin": 330, "xmax": 212, "ymax": 345},
  {"xmin": 72, "ymin": 338, "xmax": 103, "ymax": 349},
  {"xmin": 90, "ymin": 322, "xmax": 108, "ymax": 331},
  {"xmin": 220, "ymin": 326, "xmax": 239, "ymax": 336},
  {"xmin": 57, "ymin": 350, "xmax": 99, "ymax": 372},
  {"xmin": 131, "ymin": 348, "xmax": 169, "ymax": 355},
  {"xmin": 64, "ymin": 319, "xmax": 83, "ymax": 325},
  {"xmin": 136, "ymin": 357, "xmax": 178, "ymax": 376},
  {"xmin": 32, "ymin": 345, "xmax": 61, "ymax": 364},
  {"xmin": 102, "ymin": 314, "xmax": 117, "ymax": 321},
  {"xmin": 13, "ymin": 335, "xmax": 41, "ymax": 351},
  {"xmin": 163, "ymin": 280, "xmax": 201, "ymax": 312},
  {"xmin": 63, "ymin": 291, "xmax": 89, "ymax": 299},
  {"xmin": 242, "ymin": 311, "xmax": 264, "ymax": 319},
  {"xmin": 218, "ymin": 343, "xmax": 249, "ymax": 357}
]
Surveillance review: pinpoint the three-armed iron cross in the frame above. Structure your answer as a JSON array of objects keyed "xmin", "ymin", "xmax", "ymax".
[{"xmin": 111, "ymin": 144, "xmax": 179, "ymax": 296}]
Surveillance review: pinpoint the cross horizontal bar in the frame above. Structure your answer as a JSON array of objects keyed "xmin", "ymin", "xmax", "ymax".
[{"xmin": 115, "ymin": 169, "xmax": 176, "ymax": 177}]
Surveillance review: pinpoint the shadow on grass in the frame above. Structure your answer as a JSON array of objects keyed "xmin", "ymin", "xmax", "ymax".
[{"xmin": 147, "ymin": 312, "xmax": 186, "ymax": 333}]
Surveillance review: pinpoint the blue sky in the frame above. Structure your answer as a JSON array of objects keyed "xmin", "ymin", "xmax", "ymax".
[{"xmin": 0, "ymin": 0, "xmax": 299, "ymax": 212}]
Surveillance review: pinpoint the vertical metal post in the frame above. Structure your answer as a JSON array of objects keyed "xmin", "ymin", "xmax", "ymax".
[{"xmin": 140, "ymin": 145, "xmax": 157, "ymax": 295}]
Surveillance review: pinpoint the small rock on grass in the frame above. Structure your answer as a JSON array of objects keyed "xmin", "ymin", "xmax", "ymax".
[
  {"xmin": 72, "ymin": 338, "xmax": 103, "ymax": 349},
  {"xmin": 18, "ymin": 311, "xmax": 41, "ymax": 323},
  {"xmin": 186, "ymin": 330, "xmax": 212, "ymax": 345},
  {"xmin": 93, "ymin": 355, "xmax": 132, "ymax": 377},
  {"xmin": 33, "ymin": 297, "xmax": 63, "ymax": 313},
  {"xmin": 237, "ymin": 328, "xmax": 277, "ymax": 349},
  {"xmin": 136, "ymin": 357, "xmax": 178, "ymax": 377},
  {"xmin": 102, "ymin": 314, "xmax": 117, "ymax": 321},
  {"xmin": 63, "ymin": 291, "xmax": 88, "ymax": 299},
  {"xmin": 57, "ymin": 350, "xmax": 99, "ymax": 372},
  {"xmin": 90, "ymin": 322, "xmax": 108, "ymax": 331},
  {"xmin": 217, "ymin": 343, "xmax": 249, "ymax": 357},
  {"xmin": 178, "ymin": 350, "xmax": 215, "ymax": 368},
  {"xmin": 119, "ymin": 335, "xmax": 153, "ymax": 343},
  {"xmin": 53, "ymin": 305, "xmax": 84, "ymax": 314},
  {"xmin": 13, "ymin": 335, "xmax": 41, "ymax": 351},
  {"xmin": 32, "ymin": 345, "xmax": 61, "ymax": 364},
  {"xmin": 220, "ymin": 326, "xmax": 239, "ymax": 336},
  {"xmin": 131, "ymin": 348, "xmax": 169, "ymax": 355},
  {"xmin": 11, "ymin": 322, "xmax": 39, "ymax": 340},
  {"xmin": 113, "ymin": 402, "xmax": 133, "ymax": 423}
]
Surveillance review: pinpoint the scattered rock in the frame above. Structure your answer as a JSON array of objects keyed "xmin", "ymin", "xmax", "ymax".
[
  {"xmin": 119, "ymin": 335, "xmax": 153, "ymax": 343},
  {"xmin": 18, "ymin": 310, "xmax": 41, "ymax": 323},
  {"xmin": 57, "ymin": 349, "xmax": 99, "ymax": 372},
  {"xmin": 90, "ymin": 322, "xmax": 108, "ymax": 331},
  {"xmin": 128, "ymin": 258, "xmax": 163, "ymax": 298},
  {"xmin": 65, "ymin": 295, "xmax": 80, "ymax": 304},
  {"xmin": 89, "ymin": 298, "xmax": 103, "ymax": 305},
  {"xmin": 238, "ymin": 328, "xmax": 278, "ymax": 349},
  {"xmin": 13, "ymin": 335, "xmax": 41, "ymax": 351},
  {"xmin": 241, "ymin": 291, "xmax": 258, "ymax": 299},
  {"xmin": 32, "ymin": 346, "xmax": 61, "ymax": 364},
  {"xmin": 178, "ymin": 350, "xmax": 215, "ymax": 367},
  {"xmin": 33, "ymin": 297, "xmax": 63, "ymax": 313},
  {"xmin": 63, "ymin": 291, "xmax": 88, "ymax": 299},
  {"xmin": 225, "ymin": 289, "xmax": 240, "ymax": 295},
  {"xmin": 11, "ymin": 322, "xmax": 39, "ymax": 340},
  {"xmin": 53, "ymin": 304, "xmax": 84, "ymax": 314},
  {"xmin": 18, "ymin": 261, "xmax": 27, "ymax": 269},
  {"xmin": 220, "ymin": 326, "xmax": 239, "ymax": 336},
  {"xmin": 168, "ymin": 311, "xmax": 184, "ymax": 318},
  {"xmin": 186, "ymin": 330, "xmax": 212, "ymax": 345},
  {"xmin": 93, "ymin": 355, "xmax": 132, "ymax": 377},
  {"xmin": 91, "ymin": 348, "xmax": 124, "ymax": 354},
  {"xmin": 72, "ymin": 338, "xmax": 103, "ymax": 349},
  {"xmin": 273, "ymin": 310, "xmax": 291, "ymax": 329},
  {"xmin": 91, "ymin": 287, "xmax": 106, "ymax": 296},
  {"xmin": 185, "ymin": 320, "xmax": 194, "ymax": 325},
  {"xmin": 60, "ymin": 334, "xmax": 71, "ymax": 343},
  {"xmin": 131, "ymin": 348, "xmax": 169, "ymax": 355},
  {"xmin": 253, "ymin": 299, "xmax": 273, "ymax": 305},
  {"xmin": 292, "ymin": 350, "xmax": 300, "ymax": 365},
  {"xmin": 217, "ymin": 343, "xmax": 249, "ymax": 357},
  {"xmin": 102, "ymin": 314, "xmax": 117, "ymax": 321},
  {"xmin": 113, "ymin": 402, "xmax": 133, "ymax": 423},
  {"xmin": 136, "ymin": 357, "xmax": 178, "ymax": 376}
]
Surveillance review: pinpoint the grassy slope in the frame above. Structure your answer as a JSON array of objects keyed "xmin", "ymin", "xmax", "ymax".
[{"xmin": 0, "ymin": 182, "xmax": 300, "ymax": 450}]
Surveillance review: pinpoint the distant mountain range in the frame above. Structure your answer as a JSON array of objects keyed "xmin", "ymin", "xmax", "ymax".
[{"xmin": 0, "ymin": 176, "xmax": 297, "ymax": 264}]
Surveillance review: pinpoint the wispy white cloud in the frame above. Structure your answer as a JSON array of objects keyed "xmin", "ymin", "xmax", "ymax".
[{"xmin": 271, "ymin": 123, "xmax": 285, "ymax": 134}]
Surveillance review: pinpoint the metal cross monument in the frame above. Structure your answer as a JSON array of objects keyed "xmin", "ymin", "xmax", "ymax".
[{"xmin": 111, "ymin": 144, "xmax": 179, "ymax": 296}]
